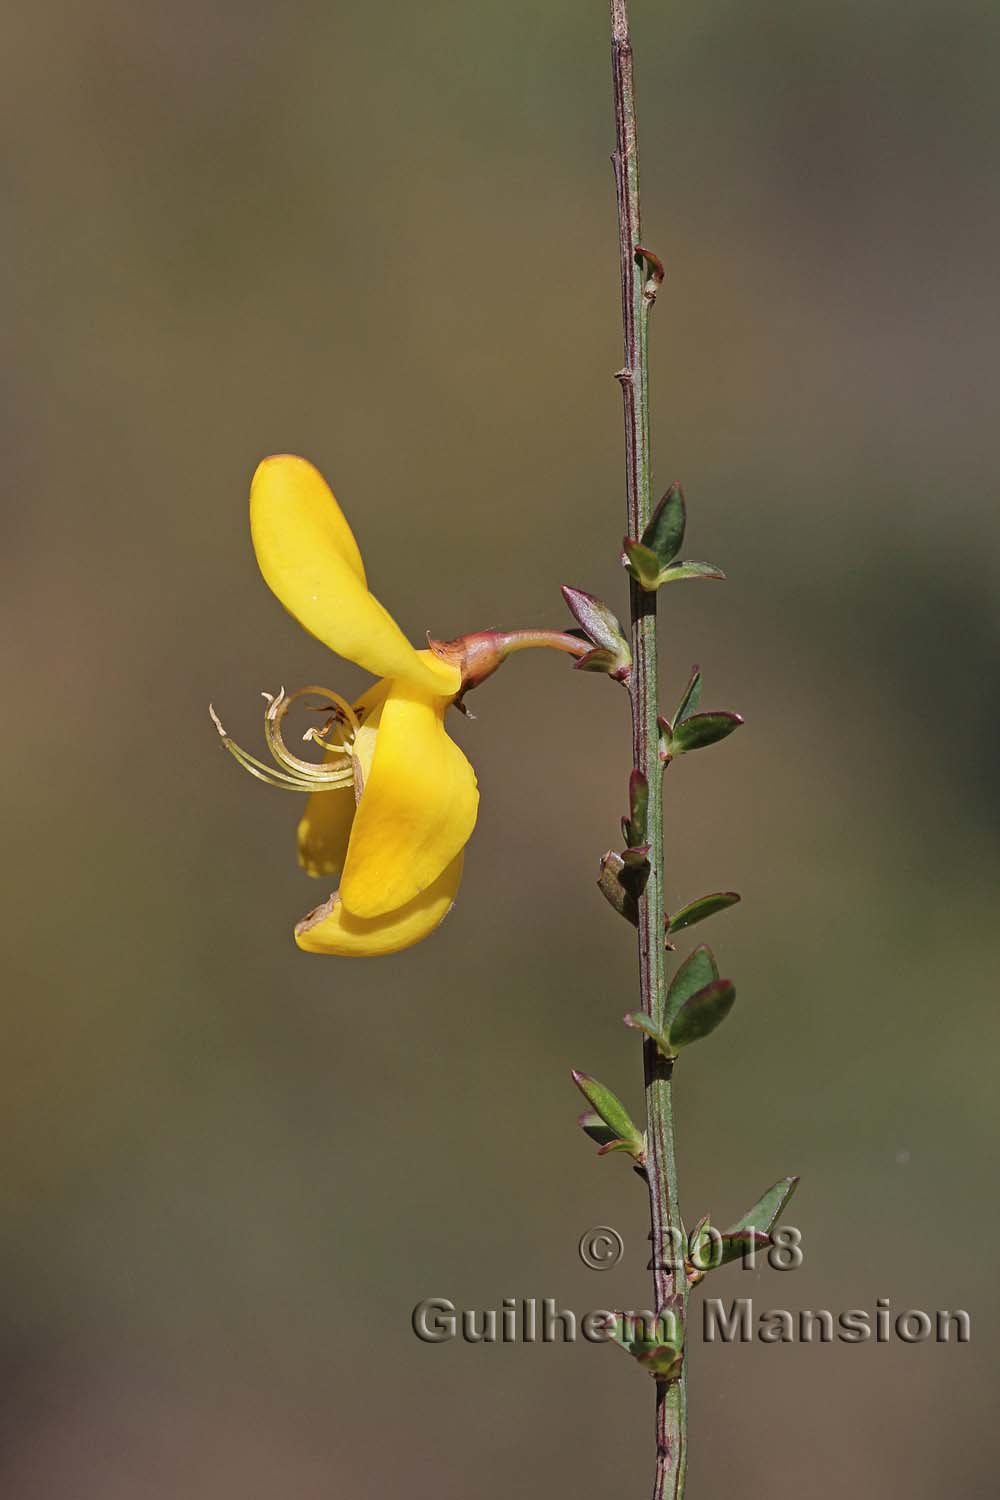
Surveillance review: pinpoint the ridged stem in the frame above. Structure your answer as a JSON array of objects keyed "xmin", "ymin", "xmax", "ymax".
[{"xmin": 610, "ymin": 3, "xmax": 687, "ymax": 1496}]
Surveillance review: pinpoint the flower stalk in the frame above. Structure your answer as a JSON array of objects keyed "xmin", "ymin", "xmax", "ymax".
[
  {"xmin": 611, "ymin": 2, "xmax": 687, "ymax": 1494},
  {"xmin": 429, "ymin": 627, "xmax": 591, "ymax": 698}
]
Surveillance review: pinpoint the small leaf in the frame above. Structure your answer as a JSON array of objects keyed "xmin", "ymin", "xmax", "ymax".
[
  {"xmin": 561, "ymin": 586, "xmax": 629, "ymax": 655},
  {"xmin": 672, "ymin": 664, "xmax": 702, "ymax": 727},
  {"xmin": 623, "ymin": 769, "xmax": 649, "ymax": 848},
  {"xmin": 665, "ymin": 944, "xmax": 718, "ymax": 1028},
  {"xmin": 608, "ymin": 1302, "xmax": 685, "ymax": 1381},
  {"xmin": 621, "ymin": 539, "xmax": 662, "ymax": 590},
  {"xmin": 668, "ymin": 977, "xmax": 736, "ymax": 1049},
  {"xmin": 640, "ymin": 483, "xmax": 686, "ymax": 568},
  {"xmin": 725, "ymin": 1176, "xmax": 800, "ymax": 1239},
  {"xmin": 571, "ymin": 1071, "xmax": 644, "ymax": 1160},
  {"xmin": 669, "ymin": 712, "xmax": 743, "ymax": 756},
  {"xmin": 686, "ymin": 1215, "xmax": 721, "ymax": 1274},
  {"xmin": 687, "ymin": 1212, "xmax": 711, "ymax": 1254},
  {"xmin": 712, "ymin": 1229, "xmax": 772, "ymax": 1268},
  {"xmin": 597, "ymin": 1138, "xmax": 642, "ymax": 1158},
  {"xmin": 657, "ymin": 714, "xmax": 676, "ymax": 761},
  {"xmin": 622, "ymin": 1010, "xmax": 661, "ymax": 1041},
  {"xmin": 623, "ymin": 1010, "xmax": 675, "ymax": 1059},
  {"xmin": 569, "ymin": 651, "xmax": 626, "ymax": 687},
  {"xmin": 574, "ymin": 646, "xmax": 630, "ymax": 680},
  {"xmin": 634, "ymin": 1345, "xmax": 684, "ymax": 1381},
  {"xmin": 597, "ymin": 851, "xmax": 639, "ymax": 925},
  {"xmin": 667, "ymin": 891, "xmax": 741, "ymax": 934},
  {"xmin": 658, "ymin": 560, "xmax": 726, "ymax": 584}
]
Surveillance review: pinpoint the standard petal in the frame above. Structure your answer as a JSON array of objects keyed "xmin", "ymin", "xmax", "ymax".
[
  {"xmin": 338, "ymin": 679, "xmax": 479, "ymax": 919},
  {"xmin": 294, "ymin": 853, "xmax": 464, "ymax": 956},
  {"xmin": 249, "ymin": 455, "xmax": 460, "ymax": 697},
  {"xmin": 296, "ymin": 681, "xmax": 387, "ymax": 878}
]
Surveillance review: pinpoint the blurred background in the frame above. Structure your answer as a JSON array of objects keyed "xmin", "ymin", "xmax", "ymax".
[{"xmin": 3, "ymin": 0, "xmax": 998, "ymax": 1494}]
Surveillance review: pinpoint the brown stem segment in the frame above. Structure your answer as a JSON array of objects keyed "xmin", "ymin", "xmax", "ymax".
[{"xmin": 611, "ymin": 3, "xmax": 688, "ymax": 1497}]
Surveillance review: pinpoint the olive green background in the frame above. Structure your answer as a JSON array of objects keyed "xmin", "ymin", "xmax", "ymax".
[{"xmin": 4, "ymin": 1, "xmax": 998, "ymax": 1494}]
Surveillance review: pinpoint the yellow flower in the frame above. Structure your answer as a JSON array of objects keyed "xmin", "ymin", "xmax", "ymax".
[{"xmin": 216, "ymin": 454, "xmax": 479, "ymax": 958}]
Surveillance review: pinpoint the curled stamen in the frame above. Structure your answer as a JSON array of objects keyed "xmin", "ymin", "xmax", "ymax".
[
  {"xmin": 210, "ymin": 705, "xmax": 327, "ymax": 789},
  {"xmin": 209, "ymin": 687, "xmax": 359, "ymax": 793},
  {"xmin": 303, "ymin": 725, "xmax": 350, "ymax": 754},
  {"xmin": 264, "ymin": 686, "xmax": 357, "ymax": 781},
  {"xmin": 302, "ymin": 708, "xmax": 352, "ymax": 755}
]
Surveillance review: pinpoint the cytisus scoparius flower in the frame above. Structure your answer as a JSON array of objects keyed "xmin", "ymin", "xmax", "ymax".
[
  {"xmin": 211, "ymin": 455, "xmax": 478, "ymax": 957},
  {"xmin": 211, "ymin": 455, "xmax": 601, "ymax": 957}
]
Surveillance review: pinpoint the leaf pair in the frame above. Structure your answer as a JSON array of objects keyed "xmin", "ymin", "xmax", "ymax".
[
  {"xmin": 658, "ymin": 665, "xmax": 743, "ymax": 763},
  {"xmin": 687, "ymin": 1177, "xmax": 800, "ymax": 1282},
  {"xmin": 573, "ymin": 1071, "xmax": 645, "ymax": 1163},
  {"xmin": 599, "ymin": 767, "xmax": 741, "ymax": 937},
  {"xmin": 622, "ymin": 484, "xmax": 725, "ymax": 592},
  {"xmin": 598, "ymin": 855, "xmax": 741, "ymax": 946},
  {"xmin": 624, "ymin": 944, "xmax": 735, "ymax": 1058},
  {"xmin": 606, "ymin": 1301, "xmax": 684, "ymax": 1383},
  {"xmin": 561, "ymin": 586, "xmax": 631, "ymax": 680},
  {"xmin": 621, "ymin": 769, "xmax": 649, "ymax": 853}
]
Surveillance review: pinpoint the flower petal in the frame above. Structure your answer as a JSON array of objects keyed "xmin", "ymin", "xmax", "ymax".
[
  {"xmin": 339, "ymin": 677, "xmax": 479, "ymax": 919},
  {"xmin": 250, "ymin": 455, "xmax": 460, "ymax": 697},
  {"xmin": 297, "ymin": 786, "xmax": 355, "ymax": 879},
  {"xmin": 296, "ymin": 681, "xmax": 387, "ymax": 878},
  {"xmin": 294, "ymin": 853, "xmax": 464, "ymax": 956}
]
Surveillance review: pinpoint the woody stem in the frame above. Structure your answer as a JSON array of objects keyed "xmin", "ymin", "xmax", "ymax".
[{"xmin": 611, "ymin": 3, "xmax": 687, "ymax": 1497}]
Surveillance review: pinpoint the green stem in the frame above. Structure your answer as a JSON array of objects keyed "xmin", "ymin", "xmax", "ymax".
[{"xmin": 610, "ymin": 3, "xmax": 688, "ymax": 1496}]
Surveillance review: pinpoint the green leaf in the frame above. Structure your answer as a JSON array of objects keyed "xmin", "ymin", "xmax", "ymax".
[
  {"xmin": 574, "ymin": 646, "xmax": 630, "ymax": 680},
  {"xmin": 667, "ymin": 891, "xmax": 741, "ymax": 934},
  {"xmin": 668, "ymin": 978, "xmax": 736, "ymax": 1048},
  {"xmin": 621, "ymin": 539, "xmax": 662, "ymax": 590},
  {"xmin": 672, "ymin": 665, "xmax": 702, "ymax": 726},
  {"xmin": 712, "ymin": 1229, "xmax": 772, "ymax": 1268},
  {"xmin": 624, "ymin": 547, "xmax": 727, "ymax": 592},
  {"xmin": 689, "ymin": 1186, "xmax": 802, "ymax": 1278},
  {"xmin": 623, "ymin": 769, "xmax": 649, "ymax": 848},
  {"xmin": 598, "ymin": 1139, "xmax": 644, "ymax": 1158},
  {"xmin": 608, "ymin": 1304, "xmax": 685, "ymax": 1381},
  {"xmin": 686, "ymin": 1213, "xmax": 716, "ymax": 1273},
  {"xmin": 623, "ymin": 1010, "xmax": 675, "ymax": 1059},
  {"xmin": 658, "ymin": 559, "xmax": 726, "ymax": 584},
  {"xmin": 725, "ymin": 1176, "xmax": 800, "ymax": 1239},
  {"xmin": 656, "ymin": 715, "xmax": 675, "ymax": 760},
  {"xmin": 685, "ymin": 1215, "xmax": 773, "ymax": 1275},
  {"xmin": 688, "ymin": 1212, "xmax": 711, "ymax": 1245},
  {"xmin": 560, "ymin": 586, "xmax": 628, "ymax": 655},
  {"xmin": 669, "ymin": 712, "xmax": 743, "ymax": 756},
  {"xmin": 633, "ymin": 1345, "xmax": 684, "ymax": 1381},
  {"xmin": 640, "ymin": 483, "xmax": 686, "ymax": 568},
  {"xmin": 622, "ymin": 1010, "xmax": 661, "ymax": 1041},
  {"xmin": 571, "ymin": 1071, "xmax": 644, "ymax": 1159},
  {"xmin": 561, "ymin": 587, "xmax": 631, "ymax": 680},
  {"xmin": 665, "ymin": 944, "xmax": 718, "ymax": 1028}
]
